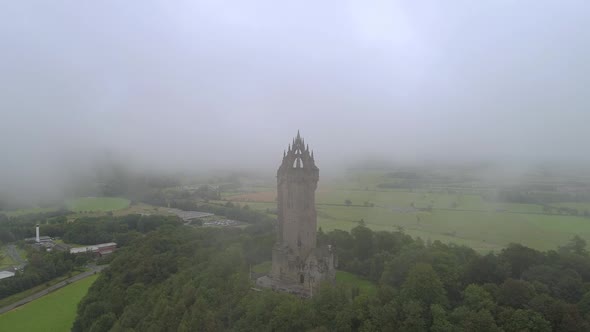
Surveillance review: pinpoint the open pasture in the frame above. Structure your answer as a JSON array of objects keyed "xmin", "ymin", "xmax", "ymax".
[
  {"xmin": 0, "ymin": 275, "xmax": 98, "ymax": 332},
  {"xmin": 315, "ymin": 204, "xmax": 589, "ymax": 252},
  {"xmin": 227, "ymin": 179, "xmax": 590, "ymax": 252},
  {"xmin": 227, "ymin": 191, "xmax": 276, "ymax": 202},
  {"xmin": 66, "ymin": 197, "xmax": 130, "ymax": 212}
]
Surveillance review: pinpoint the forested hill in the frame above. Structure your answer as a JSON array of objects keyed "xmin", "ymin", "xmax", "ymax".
[{"xmin": 74, "ymin": 221, "xmax": 590, "ymax": 331}]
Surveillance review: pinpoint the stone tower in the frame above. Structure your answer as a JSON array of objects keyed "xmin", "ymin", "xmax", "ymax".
[
  {"xmin": 258, "ymin": 131, "xmax": 335, "ymax": 296},
  {"xmin": 275, "ymin": 130, "xmax": 319, "ymax": 255}
]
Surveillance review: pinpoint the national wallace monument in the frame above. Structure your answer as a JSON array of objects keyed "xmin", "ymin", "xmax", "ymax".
[{"xmin": 257, "ymin": 131, "xmax": 336, "ymax": 297}]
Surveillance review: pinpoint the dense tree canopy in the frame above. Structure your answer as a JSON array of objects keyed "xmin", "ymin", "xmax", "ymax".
[{"xmin": 71, "ymin": 216, "xmax": 590, "ymax": 331}]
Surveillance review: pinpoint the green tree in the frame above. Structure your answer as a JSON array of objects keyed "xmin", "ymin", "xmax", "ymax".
[
  {"xmin": 528, "ymin": 294, "xmax": 565, "ymax": 328},
  {"xmin": 88, "ymin": 312, "xmax": 116, "ymax": 332},
  {"xmin": 370, "ymin": 300, "xmax": 400, "ymax": 331},
  {"xmin": 400, "ymin": 300, "xmax": 427, "ymax": 332},
  {"xmin": 401, "ymin": 263, "xmax": 448, "ymax": 308},
  {"xmin": 463, "ymin": 284, "xmax": 495, "ymax": 312},
  {"xmin": 351, "ymin": 224, "xmax": 374, "ymax": 260},
  {"xmin": 464, "ymin": 253, "xmax": 509, "ymax": 284},
  {"xmin": 559, "ymin": 236, "xmax": 588, "ymax": 256},
  {"xmin": 499, "ymin": 308, "xmax": 551, "ymax": 332},
  {"xmin": 578, "ymin": 291, "xmax": 590, "ymax": 317},
  {"xmin": 497, "ymin": 279, "xmax": 535, "ymax": 308},
  {"xmin": 499, "ymin": 243, "xmax": 544, "ymax": 278},
  {"xmin": 430, "ymin": 304, "xmax": 454, "ymax": 332}
]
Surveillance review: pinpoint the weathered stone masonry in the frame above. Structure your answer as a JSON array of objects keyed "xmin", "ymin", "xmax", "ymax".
[{"xmin": 257, "ymin": 131, "xmax": 335, "ymax": 296}]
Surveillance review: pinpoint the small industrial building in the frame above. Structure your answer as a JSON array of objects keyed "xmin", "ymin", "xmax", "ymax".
[
  {"xmin": 70, "ymin": 242, "xmax": 117, "ymax": 256},
  {"xmin": 24, "ymin": 236, "xmax": 52, "ymax": 243}
]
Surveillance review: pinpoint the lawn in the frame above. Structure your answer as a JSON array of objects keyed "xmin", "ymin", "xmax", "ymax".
[
  {"xmin": 336, "ymin": 270, "xmax": 377, "ymax": 296},
  {"xmin": 0, "ymin": 275, "xmax": 98, "ymax": 332},
  {"xmin": 251, "ymin": 261, "xmax": 272, "ymax": 274},
  {"xmin": 66, "ymin": 197, "xmax": 130, "ymax": 212}
]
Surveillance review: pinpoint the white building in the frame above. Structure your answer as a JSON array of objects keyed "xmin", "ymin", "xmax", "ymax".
[{"xmin": 69, "ymin": 242, "xmax": 117, "ymax": 255}]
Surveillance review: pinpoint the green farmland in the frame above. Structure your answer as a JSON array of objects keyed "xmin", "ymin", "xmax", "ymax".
[
  {"xmin": 0, "ymin": 275, "xmax": 98, "ymax": 332},
  {"xmin": 315, "ymin": 204, "xmax": 590, "ymax": 252},
  {"xmin": 229, "ymin": 189, "xmax": 590, "ymax": 252},
  {"xmin": 66, "ymin": 197, "xmax": 130, "ymax": 212},
  {"xmin": 223, "ymin": 170, "xmax": 590, "ymax": 252}
]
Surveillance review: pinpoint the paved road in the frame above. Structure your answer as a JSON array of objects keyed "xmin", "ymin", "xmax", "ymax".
[{"xmin": 0, "ymin": 265, "xmax": 107, "ymax": 315}]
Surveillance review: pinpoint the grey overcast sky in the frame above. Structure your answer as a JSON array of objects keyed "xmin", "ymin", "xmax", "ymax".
[{"xmin": 1, "ymin": 0, "xmax": 589, "ymax": 194}]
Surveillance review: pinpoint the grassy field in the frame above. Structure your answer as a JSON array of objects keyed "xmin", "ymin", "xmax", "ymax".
[
  {"xmin": 223, "ymin": 170, "xmax": 590, "ymax": 252},
  {"xmin": 336, "ymin": 271, "xmax": 377, "ymax": 296},
  {"xmin": 66, "ymin": 197, "xmax": 130, "ymax": 212},
  {"xmin": 0, "ymin": 269, "xmax": 86, "ymax": 308},
  {"xmin": 2, "ymin": 198, "xmax": 152, "ymax": 217},
  {"xmin": 315, "ymin": 205, "xmax": 590, "ymax": 251},
  {"xmin": 0, "ymin": 275, "xmax": 98, "ymax": 332},
  {"xmin": 251, "ymin": 261, "xmax": 272, "ymax": 274}
]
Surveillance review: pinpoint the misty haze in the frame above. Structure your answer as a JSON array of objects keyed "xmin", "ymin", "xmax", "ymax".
[{"xmin": 1, "ymin": 1, "xmax": 590, "ymax": 331}]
